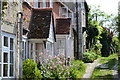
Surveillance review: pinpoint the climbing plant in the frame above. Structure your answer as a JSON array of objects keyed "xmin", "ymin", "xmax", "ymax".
[{"xmin": 2, "ymin": 0, "xmax": 8, "ymax": 19}]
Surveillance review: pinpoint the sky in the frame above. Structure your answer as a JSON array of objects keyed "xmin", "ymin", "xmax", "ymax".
[{"xmin": 86, "ymin": 0, "xmax": 120, "ymax": 15}]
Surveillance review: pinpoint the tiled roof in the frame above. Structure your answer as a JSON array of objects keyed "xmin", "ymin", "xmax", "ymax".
[
  {"xmin": 28, "ymin": 8, "xmax": 53, "ymax": 39},
  {"xmin": 56, "ymin": 18, "xmax": 71, "ymax": 34}
]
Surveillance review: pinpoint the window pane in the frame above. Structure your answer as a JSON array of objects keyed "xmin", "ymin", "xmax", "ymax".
[
  {"xmin": 0, "ymin": 64, "xmax": 1, "ymax": 77},
  {"xmin": 0, "ymin": 53, "xmax": 1, "ymax": 62},
  {"xmin": 31, "ymin": 43, "xmax": 33, "ymax": 59},
  {"xmin": 22, "ymin": 41, "xmax": 24, "ymax": 49},
  {"xmin": 4, "ymin": 36, "xmax": 8, "ymax": 47},
  {"xmin": 22, "ymin": 50, "xmax": 24, "ymax": 61},
  {"xmin": 25, "ymin": 42, "xmax": 26, "ymax": 60},
  {"xmin": 3, "ymin": 64, "xmax": 8, "ymax": 76},
  {"xmin": 10, "ymin": 51, "xmax": 13, "ymax": 63},
  {"xmin": 10, "ymin": 38, "xmax": 14, "ymax": 50},
  {"xmin": 34, "ymin": 0, "xmax": 38, "ymax": 8},
  {"xmin": 4, "ymin": 53, "xmax": 8, "ymax": 63},
  {"xmin": 10, "ymin": 64, "xmax": 13, "ymax": 76}
]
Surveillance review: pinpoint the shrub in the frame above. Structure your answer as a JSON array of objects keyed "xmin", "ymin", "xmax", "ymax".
[
  {"xmin": 22, "ymin": 59, "xmax": 42, "ymax": 79},
  {"xmin": 38, "ymin": 54, "xmax": 70, "ymax": 79},
  {"xmin": 83, "ymin": 51, "xmax": 98, "ymax": 63},
  {"xmin": 70, "ymin": 60, "xmax": 86, "ymax": 79}
]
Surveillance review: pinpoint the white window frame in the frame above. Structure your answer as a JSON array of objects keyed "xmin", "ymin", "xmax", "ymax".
[
  {"xmin": 22, "ymin": 37, "xmax": 28, "ymax": 61},
  {"xmin": 1, "ymin": 32, "xmax": 15, "ymax": 78},
  {"xmin": 59, "ymin": 6, "xmax": 69, "ymax": 17},
  {"xmin": 56, "ymin": 39, "xmax": 66, "ymax": 55},
  {"xmin": 49, "ymin": 0, "xmax": 53, "ymax": 8},
  {"xmin": 34, "ymin": 0, "xmax": 38, "ymax": 8},
  {"xmin": 42, "ymin": 0, "xmax": 46, "ymax": 8},
  {"xmin": 81, "ymin": 11, "xmax": 85, "ymax": 27}
]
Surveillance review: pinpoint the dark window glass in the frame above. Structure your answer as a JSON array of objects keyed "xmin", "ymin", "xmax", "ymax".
[
  {"xmin": 4, "ymin": 36, "xmax": 8, "ymax": 47},
  {"xmin": 0, "ymin": 64, "xmax": 1, "ymax": 77},
  {"xmin": 3, "ymin": 64, "xmax": 8, "ymax": 76},
  {"xmin": 4, "ymin": 53, "xmax": 8, "ymax": 63},
  {"xmin": 0, "ymin": 53, "xmax": 1, "ymax": 62},
  {"xmin": 22, "ymin": 41, "xmax": 24, "ymax": 49},
  {"xmin": 10, "ymin": 51, "xmax": 13, "ymax": 63},
  {"xmin": 25, "ymin": 42, "xmax": 26, "ymax": 60},
  {"xmin": 10, "ymin": 64, "xmax": 13, "ymax": 76},
  {"xmin": 10, "ymin": 38, "xmax": 14, "ymax": 50}
]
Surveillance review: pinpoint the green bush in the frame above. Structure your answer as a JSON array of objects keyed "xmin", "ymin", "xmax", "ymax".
[
  {"xmin": 22, "ymin": 59, "xmax": 42, "ymax": 79},
  {"xmin": 70, "ymin": 60, "xmax": 86, "ymax": 79},
  {"xmin": 83, "ymin": 51, "xmax": 98, "ymax": 63},
  {"xmin": 38, "ymin": 54, "xmax": 70, "ymax": 79}
]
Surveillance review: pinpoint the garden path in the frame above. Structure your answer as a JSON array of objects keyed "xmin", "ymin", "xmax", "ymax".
[
  {"xmin": 112, "ymin": 60, "xmax": 119, "ymax": 80},
  {"xmin": 82, "ymin": 59, "xmax": 100, "ymax": 79},
  {"xmin": 82, "ymin": 58, "xmax": 119, "ymax": 80}
]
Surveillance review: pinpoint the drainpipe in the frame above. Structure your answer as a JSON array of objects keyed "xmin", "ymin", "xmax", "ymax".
[
  {"xmin": 79, "ymin": 1, "xmax": 83, "ymax": 59},
  {"xmin": 76, "ymin": 0, "xmax": 79, "ymax": 59},
  {"xmin": 16, "ymin": 12, "xmax": 23, "ymax": 78},
  {"xmin": 0, "ymin": 0, "xmax": 2, "ymax": 55}
]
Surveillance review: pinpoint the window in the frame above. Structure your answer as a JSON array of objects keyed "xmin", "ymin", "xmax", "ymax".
[
  {"xmin": 3, "ymin": 52, "xmax": 8, "ymax": 77},
  {"xmin": 1, "ymin": 32, "xmax": 15, "ymax": 78},
  {"xmin": 4, "ymin": 53, "xmax": 8, "ymax": 63},
  {"xmin": 56, "ymin": 39, "xmax": 65, "ymax": 55},
  {"xmin": 22, "ymin": 38, "xmax": 28, "ymax": 61},
  {"xmin": 59, "ymin": 6, "xmax": 68, "ymax": 17},
  {"xmin": 34, "ymin": 0, "xmax": 38, "ymax": 8},
  {"xmin": 42, "ymin": 0, "xmax": 46, "ymax": 8},
  {"xmin": 30, "ymin": 43, "xmax": 33, "ymax": 59},
  {"xmin": 81, "ymin": 11, "xmax": 85, "ymax": 27},
  {"xmin": 49, "ymin": 0, "xmax": 53, "ymax": 8},
  {"xmin": 4, "ymin": 36, "xmax": 8, "ymax": 47},
  {"xmin": 46, "ymin": 42, "xmax": 53, "ymax": 56},
  {"xmin": 3, "ymin": 64, "xmax": 8, "ymax": 76},
  {"xmin": 0, "ymin": 64, "xmax": 1, "ymax": 77},
  {"xmin": 10, "ymin": 38, "xmax": 13, "ymax": 50}
]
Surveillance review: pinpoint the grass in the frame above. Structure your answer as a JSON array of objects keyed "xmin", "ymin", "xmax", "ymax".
[
  {"xmin": 91, "ymin": 54, "xmax": 118, "ymax": 79},
  {"xmin": 70, "ymin": 60, "xmax": 86, "ymax": 79}
]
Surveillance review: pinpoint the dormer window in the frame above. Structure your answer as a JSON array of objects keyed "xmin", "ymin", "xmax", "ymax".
[{"xmin": 59, "ymin": 6, "xmax": 68, "ymax": 17}]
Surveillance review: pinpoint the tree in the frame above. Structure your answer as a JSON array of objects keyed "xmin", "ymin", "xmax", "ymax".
[{"xmin": 86, "ymin": 5, "xmax": 114, "ymax": 56}]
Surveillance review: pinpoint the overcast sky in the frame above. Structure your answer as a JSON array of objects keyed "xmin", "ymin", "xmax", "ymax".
[{"xmin": 86, "ymin": 0, "xmax": 120, "ymax": 15}]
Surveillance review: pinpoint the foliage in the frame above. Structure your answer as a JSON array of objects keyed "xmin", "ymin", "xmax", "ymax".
[
  {"xmin": 116, "ymin": 14, "xmax": 120, "ymax": 40},
  {"xmin": 99, "ymin": 27, "xmax": 113, "ymax": 57},
  {"xmin": 82, "ymin": 51, "xmax": 99, "ymax": 63},
  {"xmin": 22, "ymin": 59, "xmax": 42, "ymax": 79},
  {"xmin": 86, "ymin": 21, "xmax": 102, "ymax": 50},
  {"xmin": 37, "ymin": 54, "xmax": 70, "ymax": 79},
  {"xmin": 91, "ymin": 68, "xmax": 113, "ymax": 79},
  {"xmin": 37, "ymin": 53, "xmax": 86, "ymax": 79},
  {"xmin": 87, "ymin": 5, "xmax": 115, "ymax": 57},
  {"xmin": 111, "ymin": 37, "xmax": 120, "ymax": 53},
  {"xmin": 69, "ymin": 60, "xmax": 86, "ymax": 79},
  {"xmin": 2, "ymin": 0, "xmax": 8, "ymax": 19},
  {"xmin": 91, "ymin": 54, "xmax": 118, "ymax": 78},
  {"xmin": 88, "ymin": 5, "xmax": 111, "ymax": 26}
]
